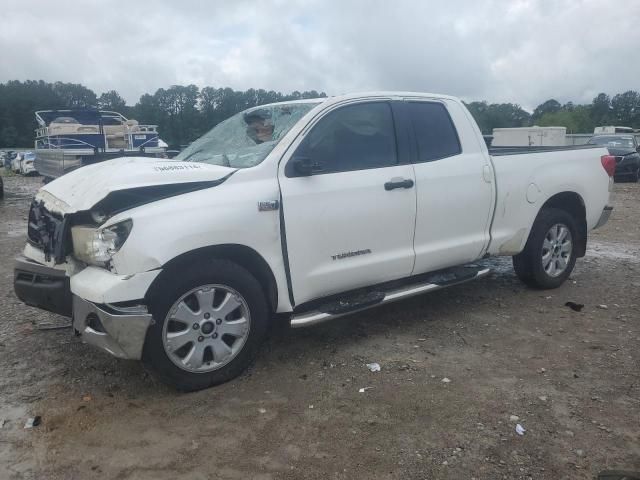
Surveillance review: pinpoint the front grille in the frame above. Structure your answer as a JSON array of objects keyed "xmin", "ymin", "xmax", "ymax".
[{"xmin": 27, "ymin": 201, "xmax": 67, "ymax": 263}]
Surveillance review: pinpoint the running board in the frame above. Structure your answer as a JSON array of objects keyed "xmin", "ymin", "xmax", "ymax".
[{"xmin": 290, "ymin": 266, "xmax": 491, "ymax": 328}]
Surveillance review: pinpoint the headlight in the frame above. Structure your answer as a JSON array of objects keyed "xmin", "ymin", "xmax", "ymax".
[{"xmin": 72, "ymin": 219, "xmax": 133, "ymax": 266}]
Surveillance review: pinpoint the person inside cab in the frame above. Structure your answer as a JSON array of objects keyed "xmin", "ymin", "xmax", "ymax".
[{"xmin": 244, "ymin": 109, "xmax": 275, "ymax": 144}]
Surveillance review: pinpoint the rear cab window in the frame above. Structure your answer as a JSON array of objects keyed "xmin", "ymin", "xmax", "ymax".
[{"xmin": 406, "ymin": 102, "xmax": 461, "ymax": 162}]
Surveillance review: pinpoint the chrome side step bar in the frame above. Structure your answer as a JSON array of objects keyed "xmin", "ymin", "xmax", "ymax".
[{"xmin": 290, "ymin": 267, "xmax": 491, "ymax": 328}]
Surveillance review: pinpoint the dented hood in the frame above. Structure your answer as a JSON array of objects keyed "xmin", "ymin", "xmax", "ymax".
[{"xmin": 36, "ymin": 157, "xmax": 235, "ymax": 215}]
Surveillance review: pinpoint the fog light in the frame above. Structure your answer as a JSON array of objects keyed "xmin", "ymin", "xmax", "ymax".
[{"xmin": 86, "ymin": 312, "xmax": 105, "ymax": 333}]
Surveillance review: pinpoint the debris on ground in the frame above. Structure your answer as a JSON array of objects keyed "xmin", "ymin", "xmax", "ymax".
[
  {"xmin": 565, "ymin": 301, "xmax": 584, "ymax": 312},
  {"xmin": 597, "ymin": 304, "xmax": 608, "ymax": 310},
  {"xmin": 538, "ymin": 368, "xmax": 546, "ymax": 374},
  {"xmin": 35, "ymin": 321, "xmax": 72, "ymax": 331},
  {"xmin": 359, "ymin": 387, "xmax": 373, "ymax": 393},
  {"xmin": 538, "ymin": 395, "xmax": 548, "ymax": 402},
  {"xmin": 82, "ymin": 395, "xmax": 92, "ymax": 402},
  {"xmin": 24, "ymin": 416, "xmax": 41, "ymax": 429},
  {"xmin": 441, "ymin": 377, "xmax": 451, "ymax": 383},
  {"xmin": 515, "ymin": 424, "xmax": 526, "ymax": 435},
  {"xmin": 509, "ymin": 415, "xmax": 519, "ymax": 422},
  {"xmin": 366, "ymin": 362, "xmax": 381, "ymax": 372},
  {"xmin": 258, "ymin": 408, "xmax": 267, "ymax": 414}
]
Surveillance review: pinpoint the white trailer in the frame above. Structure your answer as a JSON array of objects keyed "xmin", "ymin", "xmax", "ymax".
[
  {"xmin": 594, "ymin": 126, "xmax": 634, "ymax": 135},
  {"xmin": 492, "ymin": 126, "xmax": 567, "ymax": 147}
]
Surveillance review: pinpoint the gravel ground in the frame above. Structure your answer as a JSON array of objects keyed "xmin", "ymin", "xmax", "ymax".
[{"xmin": 1, "ymin": 174, "xmax": 639, "ymax": 480}]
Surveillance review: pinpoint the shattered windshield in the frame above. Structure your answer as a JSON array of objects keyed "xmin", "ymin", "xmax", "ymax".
[{"xmin": 176, "ymin": 102, "xmax": 321, "ymax": 168}]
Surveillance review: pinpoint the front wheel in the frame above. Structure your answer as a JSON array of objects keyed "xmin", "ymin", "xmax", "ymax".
[
  {"xmin": 143, "ymin": 259, "xmax": 269, "ymax": 391},
  {"xmin": 513, "ymin": 208, "xmax": 578, "ymax": 289}
]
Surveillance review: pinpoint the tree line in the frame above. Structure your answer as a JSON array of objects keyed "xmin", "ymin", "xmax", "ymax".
[
  {"xmin": 1, "ymin": 80, "xmax": 639, "ymax": 148},
  {"xmin": 0, "ymin": 80, "xmax": 326, "ymax": 148},
  {"xmin": 466, "ymin": 91, "xmax": 640, "ymax": 135}
]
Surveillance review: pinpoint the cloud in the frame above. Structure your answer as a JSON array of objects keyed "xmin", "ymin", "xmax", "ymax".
[{"xmin": 1, "ymin": 0, "xmax": 639, "ymax": 111}]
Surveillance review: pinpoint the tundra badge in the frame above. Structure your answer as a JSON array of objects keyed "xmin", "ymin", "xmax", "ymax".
[
  {"xmin": 258, "ymin": 200, "xmax": 279, "ymax": 212},
  {"xmin": 331, "ymin": 249, "xmax": 372, "ymax": 260}
]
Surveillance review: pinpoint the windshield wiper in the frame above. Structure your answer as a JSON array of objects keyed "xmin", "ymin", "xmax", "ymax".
[{"xmin": 181, "ymin": 149, "xmax": 204, "ymax": 162}]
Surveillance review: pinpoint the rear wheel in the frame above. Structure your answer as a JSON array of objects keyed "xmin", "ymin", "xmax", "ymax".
[
  {"xmin": 143, "ymin": 259, "xmax": 269, "ymax": 391},
  {"xmin": 513, "ymin": 208, "xmax": 578, "ymax": 289}
]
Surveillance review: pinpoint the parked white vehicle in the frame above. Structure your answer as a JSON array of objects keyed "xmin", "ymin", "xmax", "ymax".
[
  {"xmin": 15, "ymin": 92, "xmax": 614, "ymax": 391},
  {"xmin": 10, "ymin": 152, "xmax": 23, "ymax": 173},
  {"xmin": 19, "ymin": 151, "xmax": 37, "ymax": 175}
]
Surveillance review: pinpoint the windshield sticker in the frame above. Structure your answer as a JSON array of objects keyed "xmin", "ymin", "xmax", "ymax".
[{"xmin": 153, "ymin": 164, "xmax": 203, "ymax": 172}]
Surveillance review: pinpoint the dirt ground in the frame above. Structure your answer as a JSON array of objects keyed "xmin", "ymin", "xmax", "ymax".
[{"xmin": 0, "ymin": 174, "xmax": 638, "ymax": 480}]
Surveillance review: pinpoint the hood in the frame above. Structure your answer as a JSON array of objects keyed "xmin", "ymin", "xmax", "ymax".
[
  {"xmin": 37, "ymin": 157, "xmax": 235, "ymax": 215},
  {"xmin": 606, "ymin": 147, "xmax": 638, "ymax": 157}
]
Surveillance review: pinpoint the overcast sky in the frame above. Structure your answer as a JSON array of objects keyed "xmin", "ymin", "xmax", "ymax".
[{"xmin": 2, "ymin": 0, "xmax": 639, "ymax": 111}]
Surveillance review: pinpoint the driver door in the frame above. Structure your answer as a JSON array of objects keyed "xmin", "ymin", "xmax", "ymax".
[{"xmin": 278, "ymin": 101, "xmax": 417, "ymax": 306}]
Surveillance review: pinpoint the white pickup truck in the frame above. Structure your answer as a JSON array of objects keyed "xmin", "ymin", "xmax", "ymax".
[{"xmin": 15, "ymin": 92, "xmax": 614, "ymax": 391}]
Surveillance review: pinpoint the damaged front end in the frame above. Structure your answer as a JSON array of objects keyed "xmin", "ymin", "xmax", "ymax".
[
  {"xmin": 15, "ymin": 165, "xmax": 236, "ymax": 359},
  {"xmin": 27, "ymin": 199, "xmax": 70, "ymax": 264},
  {"xmin": 14, "ymin": 201, "xmax": 74, "ymax": 316}
]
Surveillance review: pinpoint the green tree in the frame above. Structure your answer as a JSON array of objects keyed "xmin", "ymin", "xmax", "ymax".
[
  {"xmin": 537, "ymin": 105, "xmax": 595, "ymax": 133},
  {"xmin": 465, "ymin": 101, "xmax": 531, "ymax": 134},
  {"xmin": 610, "ymin": 90, "xmax": 640, "ymax": 127},
  {"xmin": 98, "ymin": 90, "xmax": 127, "ymax": 112},
  {"xmin": 52, "ymin": 82, "xmax": 97, "ymax": 108},
  {"xmin": 531, "ymin": 99, "xmax": 561, "ymax": 123},
  {"xmin": 591, "ymin": 93, "xmax": 611, "ymax": 126}
]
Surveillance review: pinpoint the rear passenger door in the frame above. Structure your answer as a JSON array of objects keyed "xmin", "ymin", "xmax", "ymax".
[
  {"xmin": 405, "ymin": 99, "xmax": 495, "ymax": 274},
  {"xmin": 279, "ymin": 101, "xmax": 417, "ymax": 306}
]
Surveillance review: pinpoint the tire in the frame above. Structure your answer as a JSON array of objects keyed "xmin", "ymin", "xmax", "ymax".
[
  {"xmin": 143, "ymin": 259, "xmax": 269, "ymax": 391},
  {"xmin": 632, "ymin": 168, "xmax": 640, "ymax": 183},
  {"xmin": 512, "ymin": 207, "xmax": 578, "ymax": 289}
]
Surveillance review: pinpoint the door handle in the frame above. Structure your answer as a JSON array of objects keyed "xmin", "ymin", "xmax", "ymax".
[
  {"xmin": 384, "ymin": 178, "xmax": 414, "ymax": 191},
  {"xmin": 482, "ymin": 164, "xmax": 493, "ymax": 183}
]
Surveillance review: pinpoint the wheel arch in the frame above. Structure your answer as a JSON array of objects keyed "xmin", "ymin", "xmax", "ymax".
[
  {"xmin": 538, "ymin": 191, "xmax": 587, "ymax": 257},
  {"xmin": 146, "ymin": 244, "xmax": 279, "ymax": 313}
]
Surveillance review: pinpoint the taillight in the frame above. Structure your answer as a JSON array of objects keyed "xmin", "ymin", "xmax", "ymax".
[{"xmin": 601, "ymin": 155, "xmax": 616, "ymax": 177}]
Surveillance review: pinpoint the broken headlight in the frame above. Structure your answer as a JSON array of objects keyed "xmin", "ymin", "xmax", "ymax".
[{"xmin": 71, "ymin": 219, "xmax": 133, "ymax": 266}]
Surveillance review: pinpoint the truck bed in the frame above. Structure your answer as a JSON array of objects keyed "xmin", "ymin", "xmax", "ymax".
[{"xmin": 489, "ymin": 144, "xmax": 601, "ymax": 156}]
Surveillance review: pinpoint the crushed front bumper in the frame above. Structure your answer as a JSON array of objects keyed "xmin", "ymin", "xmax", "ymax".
[
  {"xmin": 14, "ymin": 254, "xmax": 156, "ymax": 360},
  {"xmin": 14, "ymin": 255, "xmax": 72, "ymax": 316},
  {"xmin": 72, "ymin": 296, "xmax": 152, "ymax": 360}
]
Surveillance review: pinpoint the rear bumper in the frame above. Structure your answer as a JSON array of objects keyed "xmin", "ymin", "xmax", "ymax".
[
  {"xmin": 14, "ymin": 255, "xmax": 72, "ymax": 317},
  {"xmin": 594, "ymin": 205, "xmax": 613, "ymax": 229}
]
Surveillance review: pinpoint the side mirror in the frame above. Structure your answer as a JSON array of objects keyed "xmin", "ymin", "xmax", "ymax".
[{"xmin": 292, "ymin": 156, "xmax": 323, "ymax": 176}]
